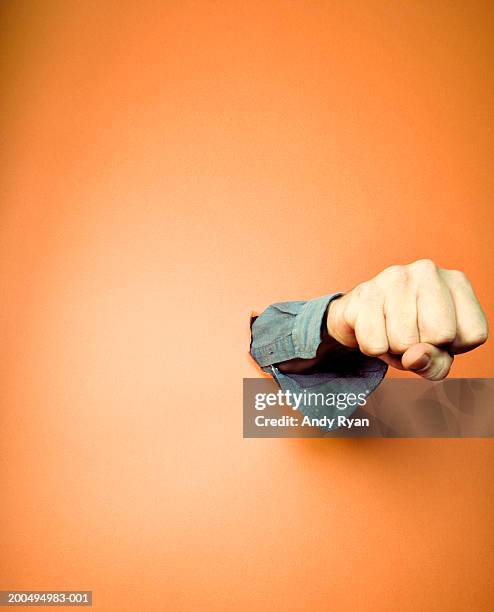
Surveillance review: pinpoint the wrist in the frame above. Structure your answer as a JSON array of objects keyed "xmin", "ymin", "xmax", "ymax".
[{"xmin": 326, "ymin": 296, "xmax": 342, "ymax": 337}]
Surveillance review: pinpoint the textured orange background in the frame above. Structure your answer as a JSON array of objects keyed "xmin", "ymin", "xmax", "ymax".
[{"xmin": 1, "ymin": 1, "xmax": 494, "ymax": 610}]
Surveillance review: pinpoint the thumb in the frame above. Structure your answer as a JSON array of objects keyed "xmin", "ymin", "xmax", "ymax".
[{"xmin": 401, "ymin": 342, "xmax": 454, "ymax": 381}]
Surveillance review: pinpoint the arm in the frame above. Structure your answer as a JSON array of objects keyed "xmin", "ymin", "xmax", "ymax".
[
  {"xmin": 250, "ymin": 293, "xmax": 387, "ymax": 385},
  {"xmin": 275, "ymin": 306, "xmax": 349, "ymax": 373},
  {"xmin": 252, "ymin": 259, "xmax": 488, "ymax": 381}
]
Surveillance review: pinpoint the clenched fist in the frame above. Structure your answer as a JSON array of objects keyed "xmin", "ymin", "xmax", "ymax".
[{"xmin": 327, "ymin": 259, "xmax": 488, "ymax": 380}]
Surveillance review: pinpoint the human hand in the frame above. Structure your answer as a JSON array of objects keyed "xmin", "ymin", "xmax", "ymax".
[{"xmin": 327, "ymin": 259, "xmax": 488, "ymax": 380}]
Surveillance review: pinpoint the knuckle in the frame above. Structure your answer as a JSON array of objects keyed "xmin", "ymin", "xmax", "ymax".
[
  {"xmin": 356, "ymin": 326, "xmax": 387, "ymax": 356},
  {"xmin": 464, "ymin": 328, "xmax": 489, "ymax": 347},
  {"xmin": 389, "ymin": 338, "xmax": 419, "ymax": 353},
  {"xmin": 358, "ymin": 281, "xmax": 381, "ymax": 300},
  {"xmin": 429, "ymin": 330, "xmax": 456, "ymax": 346},
  {"xmin": 414, "ymin": 258, "xmax": 437, "ymax": 270},
  {"xmin": 359, "ymin": 343, "xmax": 388, "ymax": 357},
  {"xmin": 352, "ymin": 282, "xmax": 366, "ymax": 297},
  {"xmin": 380, "ymin": 265, "xmax": 408, "ymax": 285},
  {"xmin": 445, "ymin": 269, "xmax": 469, "ymax": 285},
  {"xmin": 410, "ymin": 258, "xmax": 438, "ymax": 277},
  {"xmin": 385, "ymin": 264, "xmax": 407, "ymax": 278}
]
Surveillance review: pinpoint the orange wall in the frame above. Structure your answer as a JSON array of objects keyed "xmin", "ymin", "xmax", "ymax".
[{"xmin": 1, "ymin": 1, "xmax": 493, "ymax": 610}]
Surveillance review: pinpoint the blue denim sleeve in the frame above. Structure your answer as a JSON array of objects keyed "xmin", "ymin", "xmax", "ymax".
[
  {"xmin": 250, "ymin": 293, "xmax": 388, "ymax": 381},
  {"xmin": 250, "ymin": 293, "xmax": 342, "ymax": 367}
]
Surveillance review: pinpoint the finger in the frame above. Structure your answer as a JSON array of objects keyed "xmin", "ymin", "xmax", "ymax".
[
  {"xmin": 378, "ymin": 352, "xmax": 405, "ymax": 370},
  {"xmin": 440, "ymin": 269, "xmax": 488, "ymax": 354},
  {"xmin": 383, "ymin": 286, "xmax": 420, "ymax": 354},
  {"xmin": 401, "ymin": 342, "xmax": 454, "ymax": 381},
  {"xmin": 354, "ymin": 284, "xmax": 389, "ymax": 356},
  {"xmin": 415, "ymin": 269, "xmax": 457, "ymax": 347}
]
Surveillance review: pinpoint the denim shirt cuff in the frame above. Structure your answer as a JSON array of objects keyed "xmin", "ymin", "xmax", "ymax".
[
  {"xmin": 250, "ymin": 292, "xmax": 343, "ymax": 367},
  {"xmin": 292, "ymin": 293, "xmax": 343, "ymax": 358}
]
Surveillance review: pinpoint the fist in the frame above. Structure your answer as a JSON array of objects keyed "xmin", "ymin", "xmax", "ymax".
[{"xmin": 327, "ymin": 259, "xmax": 488, "ymax": 380}]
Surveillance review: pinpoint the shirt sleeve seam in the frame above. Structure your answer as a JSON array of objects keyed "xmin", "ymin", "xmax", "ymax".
[{"xmin": 251, "ymin": 331, "xmax": 293, "ymax": 351}]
